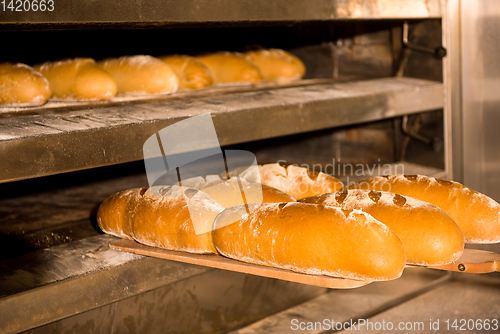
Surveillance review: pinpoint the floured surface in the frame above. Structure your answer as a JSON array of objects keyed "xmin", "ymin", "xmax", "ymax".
[{"xmin": 109, "ymin": 239, "xmax": 372, "ymax": 289}]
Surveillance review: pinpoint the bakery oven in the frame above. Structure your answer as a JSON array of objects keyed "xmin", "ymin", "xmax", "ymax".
[{"xmin": 1, "ymin": 1, "xmax": 500, "ymax": 333}]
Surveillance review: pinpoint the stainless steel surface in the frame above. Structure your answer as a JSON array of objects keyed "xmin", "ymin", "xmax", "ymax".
[
  {"xmin": 230, "ymin": 267, "xmax": 449, "ymax": 333},
  {"xmin": 459, "ymin": 1, "xmax": 500, "ymax": 201},
  {"xmin": 0, "ymin": 78, "xmax": 444, "ymax": 184},
  {"xmin": 232, "ymin": 270, "xmax": 500, "ymax": 334},
  {"xmin": 0, "ymin": 235, "xmax": 216, "ymax": 333},
  {"xmin": 336, "ymin": 274, "xmax": 500, "ymax": 333},
  {"xmin": 443, "ymin": 0, "xmax": 462, "ymax": 182},
  {"xmin": 21, "ymin": 270, "xmax": 325, "ymax": 334},
  {"xmin": 0, "ymin": 0, "xmax": 442, "ymax": 28}
]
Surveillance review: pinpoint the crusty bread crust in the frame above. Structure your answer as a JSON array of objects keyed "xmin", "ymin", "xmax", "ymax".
[
  {"xmin": 195, "ymin": 52, "xmax": 262, "ymax": 85},
  {"xmin": 212, "ymin": 202, "xmax": 406, "ymax": 281},
  {"xmin": 349, "ymin": 174, "xmax": 500, "ymax": 244},
  {"xmin": 301, "ymin": 189, "xmax": 464, "ymax": 265},
  {"xmin": 244, "ymin": 49, "xmax": 306, "ymax": 81},
  {"xmin": 97, "ymin": 55, "xmax": 178, "ymax": 95},
  {"xmin": 97, "ymin": 179, "xmax": 295, "ymax": 254},
  {"xmin": 159, "ymin": 55, "xmax": 213, "ymax": 90},
  {"xmin": 34, "ymin": 58, "xmax": 117, "ymax": 100},
  {"xmin": 97, "ymin": 186, "xmax": 223, "ymax": 254},
  {"xmin": 237, "ymin": 163, "xmax": 344, "ymax": 200},
  {"xmin": 0, "ymin": 62, "xmax": 51, "ymax": 106}
]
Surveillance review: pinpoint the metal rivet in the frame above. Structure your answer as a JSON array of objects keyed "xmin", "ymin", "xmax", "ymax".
[{"xmin": 458, "ymin": 263, "xmax": 466, "ymax": 272}]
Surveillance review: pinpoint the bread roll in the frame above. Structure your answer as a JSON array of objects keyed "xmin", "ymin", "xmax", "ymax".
[
  {"xmin": 349, "ymin": 175, "xmax": 500, "ymax": 244},
  {"xmin": 195, "ymin": 52, "xmax": 261, "ymax": 85},
  {"xmin": 0, "ymin": 62, "xmax": 51, "ymax": 106},
  {"xmin": 244, "ymin": 49, "xmax": 306, "ymax": 81},
  {"xmin": 97, "ymin": 55, "xmax": 178, "ymax": 95},
  {"xmin": 97, "ymin": 186, "xmax": 224, "ymax": 254},
  {"xmin": 301, "ymin": 189, "xmax": 464, "ymax": 265},
  {"xmin": 33, "ymin": 58, "xmax": 117, "ymax": 100},
  {"xmin": 159, "ymin": 55, "xmax": 213, "ymax": 90},
  {"xmin": 212, "ymin": 202, "xmax": 406, "ymax": 281},
  {"xmin": 235, "ymin": 163, "xmax": 343, "ymax": 200}
]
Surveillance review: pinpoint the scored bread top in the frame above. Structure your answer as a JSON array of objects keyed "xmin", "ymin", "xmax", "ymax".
[
  {"xmin": 235, "ymin": 163, "xmax": 343, "ymax": 200},
  {"xmin": 301, "ymin": 189, "xmax": 464, "ymax": 266},
  {"xmin": 97, "ymin": 186, "xmax": 224, "ymax": 254},
  {"xmin": 349, "ymin": 174, "xmax": 500, "ymax": 244},
  {"xmin": 212, "ymin": 202, "xmax": 406, "ymax": 281}
]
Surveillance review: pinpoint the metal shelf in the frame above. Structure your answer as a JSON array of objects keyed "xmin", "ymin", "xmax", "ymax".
[
  {"xmin": 0, "ymin": 77, "xmax": 443, "ymax": 183},
  {"xmin": 0, "ymin": 0, "xmax": 441, "ymax": 29}
]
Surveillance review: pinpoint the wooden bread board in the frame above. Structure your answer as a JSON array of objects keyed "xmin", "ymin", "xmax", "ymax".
[
  {"xmin": 109, "ymin": 239, "xmax": 373, "ymax": 289},
  {"xmin": 421, "ymin": 248, "xmax": 500, "ymax": 273},
  {"xmin": 110, "ymin": 240, "xmax": 500, "ymax": 289}
]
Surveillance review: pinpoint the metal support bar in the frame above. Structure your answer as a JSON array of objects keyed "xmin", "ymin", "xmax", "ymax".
[{"xmin": 403, "ymin": 21, "xmax": 447, "ymax": 58}]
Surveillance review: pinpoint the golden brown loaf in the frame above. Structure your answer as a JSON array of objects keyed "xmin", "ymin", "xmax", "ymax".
[
  {"xmin": 195, "ymin": 52, "xmax": 262, "ymax": 85},
  {"xmin": 96, "ymin": 188, "xmax": 142, "ymax": 240},
  {"xmin": 301, "ymin": 189, "xmax": 464, "ymax": 265},
  {"xmin": 97, "ymin": 186, "xmax": 224, "ymax": 254},
  {"xmin": 244, "ymin": 49, "xmax": 306, "ymax": 81},
  {"xmin": 212, "ymin": 202, "xmax": 406, "ymax": 281},
  {"xmin": 33, "ymin": 58, "xmax": 117, "ymax": 100},
  {"xmin": 159, "ymin": 55, "xmax": 213, "ymax": 90},
  {"xmin": 235, "ymin": 163, "xmax": 344, "ymax": 200},
  {"xmin": 0, "ymin": 62, "xmax": 51, "ymax": 106},
  {"xmin": 349, "ymin": 174, "xmax": 500, "ymax": 244},
  {"xmin": 97, "ymin": 55, "xmax": 178, "ymax": 95},
  {"xmin": 97, "ymin": 180, "xmax": 294, "ymax": 253}
]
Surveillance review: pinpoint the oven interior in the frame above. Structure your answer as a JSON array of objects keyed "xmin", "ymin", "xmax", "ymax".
[{"xmin": 1, "ymin": 12, "xmax": 499, "ymax": 334}]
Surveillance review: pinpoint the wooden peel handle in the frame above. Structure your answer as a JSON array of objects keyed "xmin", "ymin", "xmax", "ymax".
[{"xmin": 424, "ymin": 249, "xmax": 500, "ymax": 274}]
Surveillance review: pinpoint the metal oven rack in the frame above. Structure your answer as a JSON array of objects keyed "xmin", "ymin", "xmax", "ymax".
[{"xmin": 0, "ymin": 0, "xmax": 448, "ymax": 183}]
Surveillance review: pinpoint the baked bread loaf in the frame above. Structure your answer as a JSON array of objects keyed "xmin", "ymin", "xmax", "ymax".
[
  {"xmin": 195, "ymin": 52, "xmax": 262, "ymax": 85},
  {"xmin": 159, "ymin": 55, "xmax": 213, "ymax": 90},
  {"xmin": 97, "ymin": 179, "xmax": 294, "ymax": 253},
  {"xmin": 234, "ymin": 163, "xmax": 343, "ymax": 200},
  {"xmin": 33, "ymin": 58, "xmax": 117, "ymax": 100},
  {"xmin": 244, "ymin": 49, "xmax": 306, "ymax": 81},
  {"xmin": 349, "ymin": 174, "xmax": 500, "ymax": 244},
  {"xmin": 0, "ymin": 62, "xmax": 51, "ymax": 106},
  {"xmin": 301, "ymin": 189, "xmax": 464, "ymax": 265},
  {"xmin": 97, "ymin": 55, "xmax": 178, "ymax": 95},
  {"xmin": 212, "ymin": 202, "xmax": 406, "ymax": 281},
  {"xmin": 97, "ymin": 186, "xmax": 224, "ymax": 253}
]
